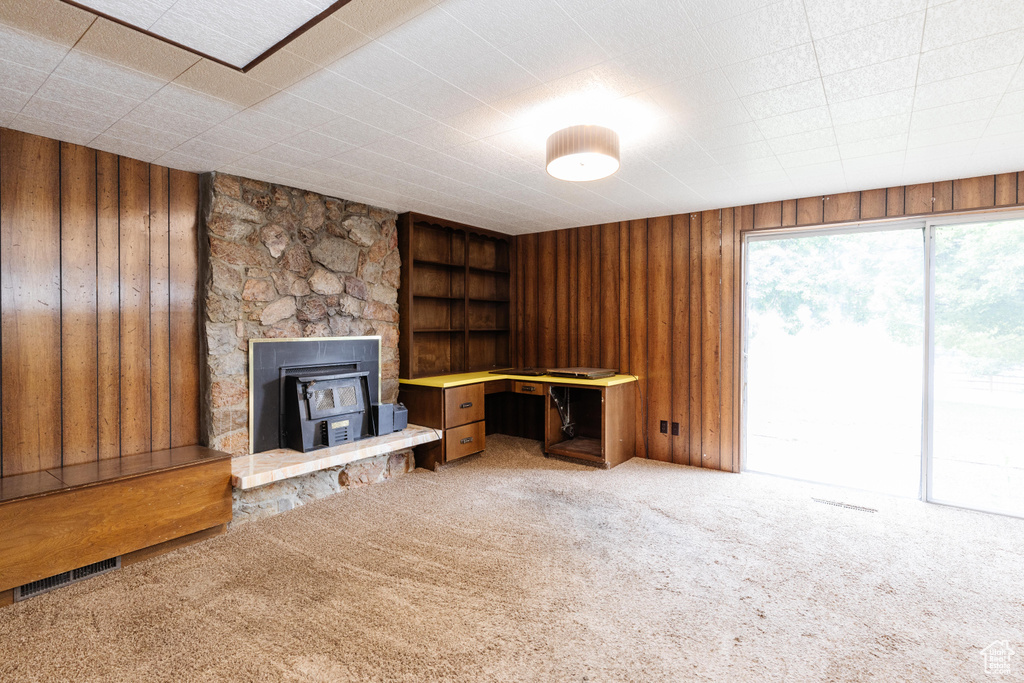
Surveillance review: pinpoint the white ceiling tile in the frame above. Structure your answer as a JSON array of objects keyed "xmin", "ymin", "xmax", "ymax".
[
  {"xmin": 839, "ymin": 133, "xmax": 908, "ymax": 159},
  {"xmin": 755, "ymin": 105, "xmax": 833, "ymax": 138},
  {"xmin": 767, "ymin": 127, "xmax": 836, "ymax": 155},
  {"xmin": 723, "ymin": 43, "xmax": 820, "ymax": 97},
  {"xmin": 843, "ymin": 151, "xmax": 907, "ymax": 178},
  {"xmin": 683, "ymin": 100, "xmax": 754, "ymax": 133},
  {"xmin": 377, "ymin": 7, "xmax": 496, "ymax": 75},
  {"xmin": 649, "ymin": 71, "xmax": 739, "ymax": 113},
  {"xmin": 326, "ymin": 41, "xmax": 430, "ymax": 96},
  {"xmin": 573, "ymin": 0, "xmax": 692, "ymax": 57},
  {"xmin": 347, "ymin": 98, "xmax": 432, "ymax": 135},
  {"xmin": 804, "ymin": 0, "xmax": 926, "ymax": 39},
  {"xmin": 251, "ymin": 91, "xmax": 337, "ymax": 128},
  {"xmin": 784, "ymin": 159, "xmax": 846, "ymax": 185},
  {"xmin": 502, "ymin": 20, "xmax": 609, "ymax": 82},
  {"xmin": 609, "ymin": 32, "xmax": 717, "ymax": 92},
  {"xmin": 913, "ymin": 65, "xmax": 1015, "ymax": 109},
  {"xmin": 903, "ymin": 139, "xmax": 977, "ymax": 163},
  {"xmin": 20, "ymin": 94, "xmax": 119, "ymax": 131},
  {"xmin": 104, "ymin": 119, "xmax": 192, "ymax": 150},
  {"xmin": 833, "ymin": 114, "xmax": 911, "ymax": 144},
  {"xmin": 121, "ymin": 102, "xmax": 215, "ymax": 138},
  {"xmin": 314, "ymin": 115, "xmax": 391, "ymax": 147},
  {"xmin": 908, "ymin": 119, "xmax": 987, "ymax": 148},
  {"xmin": 193, "ymin": 124, "xmax": 272, "ymax": 154},
  {"xmin": 9, "ymin": 112, "xmax": 97, "ymax": 146},
  {"xmin": 922, "ymin": 0, "xmax": 1024, "ymax": 51},
  {"xmin": 72, "ymin": 0, "xmax": 171, "ymax": 30},
  {"xmin": 0, "ymin": 25, "xmax": 70, "ymax": 71},
  {"xmin": 287, "ymin": 69, "xmax": 383, "ymax": 114},
  {"xmin": 721, "ymin": 154, "xmax": 784, "ymax": 179},
  {"xmin": 686, "ymin": 0, "xmax": 775, "ymax": 28},
  {"xmin": 994, "ymin": 90, "xmax": 1024, "ymax": 117},
  {"xmin": 439, "ymin": 0, "xmax": 569, "ymax": 47},
  {"xmin": 33, "ymin": 74, "xmax": 141, "ymax": 119},
  {"xmin": 53, "ymin": 50, "xmax": 166, "ymax": 100},
  {"xmin": 709, "ymin": 139, "xmax": 774, "ymax": 164},
  {"xmin": 254, "ymin": 143, "xmax": 325, "ymax": 167},
  {"xmin": 89, "ymin": 133, "xmax": 168, "ymax": 162},
  {"xmin": 823, "ymin": 56, "xmax": 919, "ymax": 104},
  {"xmin": 221, "ymin": 109, "xmax": 305, "ymax": 142},
  {"xmin": 917, "ymin": 28, "xmax": 1024, "ymax": 84},
  {"xmin": 401, "ymin": 120, "xmax": 475, "ymax": 152},
  {"xmin": 777, "ymin": 144, "xmax": 841, "ymax": 168},
  {"xmin": 699, "ymin": 0, "xmax": 811, "ymax": 66},
  {"xmin": 442, "ymin": 104, "xmax": 517, "ymax": 139},
  {"xmin": 394, "ymin": 74, "xmax": 481, "ymax": 120},
  {"xmin": 911, "ymin": 97, "xmax": 1000, "ymax": 130},
  {"xmin": 0, "ymin": 58, "xmax": 49, "ymax": 94},
  {"xmin": 743, "ymin": 79, "xmax": 827, "ymax": 120},
  {"xmin": 985, "ymin": 112, "xmax": 1024, "ymax": 137},
  {"xmin": 696, "ymin": 120, "xmax": 763, "ymax": 150},
  {"xmin": 148, "ymin": 11, "xmax": 257, "ymax": 66},
  {"xmin": 443, "ymin": 49, "xmax": 542, "ymax": 103},
  {"xmin": 172, "ymin": 138, "xmax": 247, "ymax": 166},
  {"xmin": 361, "ymin": 135, "xmax": 435, "ymax": 162},
  {"xmin": 813, "ymin": 12, "xmax": 925, "ymax": 76},
  {"xmin": 145, "ymin": 83, "xmax": 242, "ymax": 125},
  {"xmin": 828, "ymin": 88, "xmax": 915, "ymax": 125},
  {"xmin": 0, "ymin": 85, "xmax": 32, "ymax": 115},
  {"xmin": 282, "ymin": 130, "xmax": 358, "ymax": 158}
]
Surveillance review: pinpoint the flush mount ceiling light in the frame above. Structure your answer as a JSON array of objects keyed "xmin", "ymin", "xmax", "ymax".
[{"xmin": 546, "ymin": 125, "xmax": 620, "ymax": 182}]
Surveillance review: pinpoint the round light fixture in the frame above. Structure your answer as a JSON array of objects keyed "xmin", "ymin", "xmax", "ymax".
[{"xmin": 545, "ymin": 124, "xmax": 620, "ymax": 182}]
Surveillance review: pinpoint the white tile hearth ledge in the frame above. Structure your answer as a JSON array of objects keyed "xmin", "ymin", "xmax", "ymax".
[{"xmin": 231, "ymin": 425, "xmax": 440, "ymax": 490}]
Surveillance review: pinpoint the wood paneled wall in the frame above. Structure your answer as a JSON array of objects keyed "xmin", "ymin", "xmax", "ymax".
[
  {"xmin": 0, "ymin": 128, "xmax": 201, "ymax": 477},
  {"xmin": 512, "ymin": 170, "xmax": 1024, "ymax": 472}
]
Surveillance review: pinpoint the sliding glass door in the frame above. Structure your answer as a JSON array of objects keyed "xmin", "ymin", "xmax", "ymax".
[
  {"xmin": 744, "ymin": 227, "xmax": 925, "ymax": 497},
  {"xmin": 929, "ymin": 219, "xmax": 1024, "ymax": 517},
  {"xmin": 744, "ymin": 215, "xmax": 1024, "ymax": 517}
]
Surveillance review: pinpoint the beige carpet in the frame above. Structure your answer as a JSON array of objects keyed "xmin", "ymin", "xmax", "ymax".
[{"xmin": 2, "ymin": 435, "xmax": 1022, "ymax": 682}]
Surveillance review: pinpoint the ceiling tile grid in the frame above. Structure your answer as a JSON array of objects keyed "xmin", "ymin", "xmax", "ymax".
[{"xmin": 3, "ymin": 0, "xmax": 1024, "ymax": 232}]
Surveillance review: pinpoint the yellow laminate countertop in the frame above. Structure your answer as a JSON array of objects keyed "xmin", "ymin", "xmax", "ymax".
[{"xmin": 399, "ymin": 370, "xmax": 638, "ymax": 389}]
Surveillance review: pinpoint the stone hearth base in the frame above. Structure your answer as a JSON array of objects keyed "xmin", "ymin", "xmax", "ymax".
[{"xmin": 231, "ymin": 450, "xmax": 411, "ymax": 525}]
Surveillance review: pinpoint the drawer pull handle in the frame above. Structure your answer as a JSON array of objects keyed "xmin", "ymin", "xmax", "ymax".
[
  {"xmin": 522, "ymin": 385, "xmax": 536, "ymax": 392},
  {"xmin": 460, "ymin": 401, "xmax": 473, "ymax": 409},
  {"xmin": 460, "ymin": 436, "xmax": 474, "ymax": 444}
]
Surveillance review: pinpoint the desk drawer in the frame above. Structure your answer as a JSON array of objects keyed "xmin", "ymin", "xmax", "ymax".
[
  {"xmin": 514, "ymin": 381, "xmax": 545, "ymax": 396},
  {"xmin": 444, "ymin": 384, "xmax": 484, "ymax": 429},
  {"xmin": 446, "ymin": 421, "xmax": 485, "ymax": 461}
]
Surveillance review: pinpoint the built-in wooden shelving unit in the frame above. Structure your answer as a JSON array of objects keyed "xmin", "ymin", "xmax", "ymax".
[{"xmin": 398, "ymin": 213, "xmax": 513, "ymax": 378}]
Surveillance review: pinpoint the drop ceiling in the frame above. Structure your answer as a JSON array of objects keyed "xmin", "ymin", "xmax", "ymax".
[{"xmin": 2, "ymin": 0, "xmax": 1024, "ymax": 234}]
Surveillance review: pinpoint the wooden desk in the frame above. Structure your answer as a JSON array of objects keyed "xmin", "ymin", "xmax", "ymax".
[{"xmin": 399, "ymin": 372, "xmax": 637, "ymax": 470}]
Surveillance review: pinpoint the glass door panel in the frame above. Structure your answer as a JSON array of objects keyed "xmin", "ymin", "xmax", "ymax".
[
  {"xmin": 930, "ymin": 220, "xmax": 1024, "ymax": 517},
  {"xmin": 745, "ymin": 228, "xmax": 925, "ymax": 497}
]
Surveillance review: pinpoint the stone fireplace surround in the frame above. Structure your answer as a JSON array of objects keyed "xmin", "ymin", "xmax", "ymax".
[{"xmin": 200, "ymin": 173, "xmax": 410, "ymax": 523}]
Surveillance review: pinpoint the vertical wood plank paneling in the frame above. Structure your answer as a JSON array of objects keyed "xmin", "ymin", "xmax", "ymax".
[
  {"xmin": 567, "ymin": 228, "xmax": 577, "ymax": 367},
  {"xmin": 577, "ymin": 226, "xmax": 592, "ymax": 367},
  {"xmin": 169, "ymin": 169, "xmax": 200, "ymax": 448},
  {"xmin": 514, "ymin": 235, "xmax": 524, "ymax": 367},
  {"xmin": 954, "ymin": 175, "xmax": 995, "ymax": 210},
  {"xmin": 537, "ymin": 230, "xmax": 557, "ymax": 368},
  {"xmin": 860, "ymin": 188, "xmax": 886, "ymax": 219},
  {"xmin": 60, "ymin": 142, "xmax": 99, "ymax": 466},
  {"xmin": 720, "ymin": 207, "xmax": 735, "ymax": 473},
  {"xmin": 700, "ymin": 210, "xmax": 722, "ymax": 470},
  {"xmin": 0, "ymin": 130, "xmax": 62, "ymax": 475},
  {"xmin": 753, "ymin": 202, "xmax": 782, "ymax": 229},
  {"xmin": 618, "ymin": 222, "xmax": 630, "ymax": 374},
  {"xmin": 599, "ymin": 223, "xmax": 619, "ymax": 369},
  {"xmin": 555, "ymin": 229, "xmax": 569, "ymax": 368},
  {"xmin": 688, "ymin": 212, "xmax": 702, "ymax": 467},
  {"xmin": 732, "ymin": 208, "xmax": 742, "ymax": 473},
  {"xmin": 671, "ymin": 214, "xmax": 689, "ymax": 465},
  {"xmin": 886, "ymin": 186, "xmax": 905, "ymax": 217},
  {"xmin": 96, "ymin": 151, "xmax": 121, "ymax": 460},
  {"xmin": 628, "ymin": 219, "xmax": 647, "ymax": 459},
  {"xmin": 523, "ymin": 233, "xmax": 538, "ymax": 367},
  {"xmin": 781, "ymin": 199, "xmax": 797, "ymax": 227},
  {"xmin": 150, "ymin": 165, "xmax": 171, "ymax": 451},
  {"xmin": 646, "ymin": 216, "xmax": 671, "ymax": 462},
  {"xmin": 995, "ymin": 172, "xmax": 1017, "ymax": 205},
  {"xmin": 824, "ymin": 192, "xmax": 860, "ymax": 223},
  {"xmin": 119, "ymin": 157, "xmax": 152, "ymax": 457},
  {"xmin": 905, "ymin": 183, "xmax": 933, "ymax": 215},
  {"xmin": 933, "ymin": 181, "xmax": 954, "ymax": 212},
  {"xmin": 796, "ymin": 197, "xmax": 823, "ymax": 225}
]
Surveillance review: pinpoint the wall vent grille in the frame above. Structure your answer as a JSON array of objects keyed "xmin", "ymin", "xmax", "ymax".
[{"xmin": 13, "ymin": 557, "xmax": 121, "ymax": 602}]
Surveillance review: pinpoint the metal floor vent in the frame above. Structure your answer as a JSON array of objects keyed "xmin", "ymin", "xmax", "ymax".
[
  {"xmin": 13, "ymin": 557, "xmax": 121, "ymax": 602},
  {"xmin": 813, "ymin": 498, "xmax": 877, "ymax": 513}
]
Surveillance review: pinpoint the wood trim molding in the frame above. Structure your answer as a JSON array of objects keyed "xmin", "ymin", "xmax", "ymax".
[{"xmin": 57, "ymin": 0, "xmax": 355, "ymax": 73}]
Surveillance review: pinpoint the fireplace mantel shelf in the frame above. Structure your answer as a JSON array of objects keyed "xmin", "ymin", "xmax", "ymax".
[{"xmin": 231, "ymin": 425, "xmax": 441, "ymax": 490}]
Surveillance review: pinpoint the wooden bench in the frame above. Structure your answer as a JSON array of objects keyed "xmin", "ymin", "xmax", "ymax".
[{"xmin": 0, "ymin": 446, "xmax": 232, "ymax": 606}]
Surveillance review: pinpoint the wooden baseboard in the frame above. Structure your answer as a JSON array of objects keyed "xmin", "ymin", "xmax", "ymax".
[{"xmin": 122, "ymin": 524, "xmax": 227, "ymax": 567}]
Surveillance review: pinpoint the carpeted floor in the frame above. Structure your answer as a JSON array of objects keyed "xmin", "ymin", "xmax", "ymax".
[{"xmin": 1, "ymin": 435, "xmax": 1022, "ymax": 682}]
